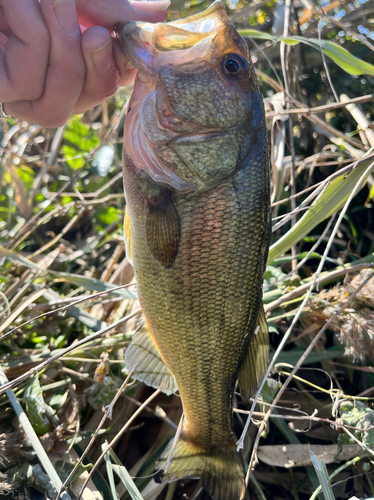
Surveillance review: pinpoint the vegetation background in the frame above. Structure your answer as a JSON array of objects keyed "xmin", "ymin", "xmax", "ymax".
[{"xmin": 1, "ymin": 0, "xmax": 374, "ymax": 499}]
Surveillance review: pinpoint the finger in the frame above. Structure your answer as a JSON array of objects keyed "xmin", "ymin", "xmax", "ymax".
[
  {"xmin": 0, "ymin": 6, "xmax": 12, "ymax": 37},
  {"xmin": 76, "ymin": 0, "xmax": 169, "ymax": 30},
  {"xmin": 0, "ymin": 32, "xmax": 7, "ymax": 50},
  {"xmin": 0, "ymin": 0, "xmax": 50, "ymax": 102},
  {"xmin": 6, "ymin": 0, "xmax": 85, "ymax": 127},
  {"xmin": 74, "ymin": 26, "xmax": 120, "ymax": 113}
]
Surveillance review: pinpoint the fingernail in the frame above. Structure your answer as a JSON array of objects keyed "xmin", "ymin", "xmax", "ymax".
[
  {"xmin": 129, "ymin": 0, "xmax": 170, "ymax": 12},
  {"xmin": 91, "ymin": 40, "xmax": 114, "ymax": 73},
  {"xmin": 53, "ymin": 0, "xmax": 79, "ymax": 33}
]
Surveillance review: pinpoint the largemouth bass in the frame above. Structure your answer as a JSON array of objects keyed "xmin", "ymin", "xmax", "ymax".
[{"xmin": 116, "ymin": 3, "xmax": 270, "ymax": 499}]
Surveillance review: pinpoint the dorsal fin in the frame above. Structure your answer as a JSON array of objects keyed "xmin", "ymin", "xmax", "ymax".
[
  {"xmin": 238, "ymin": 305, "xmax": 269, "ymax": 401},
  {"xmin": 125, "ymin": 318, "xmax": 178, "ymax": 395}
]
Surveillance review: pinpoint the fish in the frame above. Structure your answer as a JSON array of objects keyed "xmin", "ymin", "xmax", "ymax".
[{"xmin": 115, "ymin": 2, "xmax": 271, "ymax": 499}]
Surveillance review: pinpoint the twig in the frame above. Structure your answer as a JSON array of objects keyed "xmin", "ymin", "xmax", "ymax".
[
  {"xmin": 29, "ymin": 208, "xmax": 87, "ymax": 259},
  {"xmin": 280, "ymin": 0, "xmax": 298, "ymax": 270},
  {"xmin": 298, "ymin": 0, "xmax": 374, "ymax": 52},
  {"xmin": 265, "ymin": 94, "xmax": 374, "ymax": 118},
  {"xmin": 257, "ymin": 68, "xmax": 368, "ymax": 152},
  {"xmin": 317, "ymin": 1, "xmax": 339, "ymax": 102}
]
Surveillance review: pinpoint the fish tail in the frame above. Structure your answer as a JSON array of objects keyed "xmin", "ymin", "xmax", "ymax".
[{"xmin": 156, "ymin": 434, "xmax": 247, "ymax": 500}]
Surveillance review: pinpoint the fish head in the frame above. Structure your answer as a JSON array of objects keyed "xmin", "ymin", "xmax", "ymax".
[{"xmin": 116, "ymin": 1, "xmax": 262, "ymax": 193}]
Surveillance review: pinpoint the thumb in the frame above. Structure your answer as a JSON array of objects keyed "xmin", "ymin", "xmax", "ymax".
[{"xmin": 76, "ymin": 0, "xmax": 169, "ymax": 29}]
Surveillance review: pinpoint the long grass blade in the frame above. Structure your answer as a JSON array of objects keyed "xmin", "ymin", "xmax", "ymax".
[
  {"xmin": 240, "ymin": 30, "xmax": 374, "ymax": 75},
  {"xmin": 103, "ymin": 443, "xmax": 120, "ymax": 500},
  {"xmin": 112, "ymin": 465, "xmax": 144, "ymax": 500},
  {"xmin": 310, "ymin": 450, "xmax": 336, "ymax": 500},
  {"xmin": 268, "ymin": 157, "xmax": 374, "ymax": 262}
]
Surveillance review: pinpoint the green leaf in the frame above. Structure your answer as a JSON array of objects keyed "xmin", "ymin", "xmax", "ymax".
[
  {"xmin": 17, "ymin": 164, "xmax": 35, "ymax": 189},
  {"xmin": 62, "ymin": 117, "xmax": 100, "ymax": 170},
  {"xmin": 24, "ymin": 376, "xmax": 50, "ymax": 436},
  {"xmin": 288, "ymin": 36, "xmax": 374, "ymax": 76},
  {"xmin": 339, "ymin": 401, "xmax": 374, "ymax": 448},
  {"xmin": 87, "ymin": 375, "xmax": 122, "ymax": 410},
  {"xmin": 103, "ymin": 445, "xmax": 145, "ymax": 500},
  {"xmin": 104, "ymin": 446, "xmax": 119, "ymax": 500},
  {"xmin": 239, "ymin": 29, "xmax": 275, "ymax": 41},
  {"xmin": 62, "ymin": 145, "xmax": 85, "ymax": 170},
  {"xmin": 64, "ymin": 118, "xmax": 100, "ymax": 152},
  {"xmin": 268, "ymin": 159, "xmax": 373, "ymax": 262},
  {"xmin": 96, "ymin": 206, "xmax": 119, "ymax": 226},
  {"xmin": 259, "ymin": 378, "xmax": 281, "ymax": 407},
  {"xmin": 8, "ymin": 464, "xmax": 55, "ymax": 498},
  {"xmin": 239, "ymin": 30, "xmax": 374, "ymax": 75}
]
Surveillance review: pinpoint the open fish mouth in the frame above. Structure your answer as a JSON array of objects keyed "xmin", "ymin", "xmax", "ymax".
[{"xmin": 114, "ymin": 0, "xmax": 229, "ymax": 83}]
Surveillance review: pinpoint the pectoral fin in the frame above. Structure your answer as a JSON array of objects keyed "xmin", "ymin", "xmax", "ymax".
[
  {"xmin": 145, "ymin": 194, "xmax": 180, "ymax": 268},
  {"xmin": 124, "ymin": 207, "xmax": 133, "ymax": 265},
  {"xmin": 239, "ymin": 305, "xmax": 269, "ymax": 401},
  {"xmin": 125, "ymin": 318, "xmax": 178, "ymax": 395}
]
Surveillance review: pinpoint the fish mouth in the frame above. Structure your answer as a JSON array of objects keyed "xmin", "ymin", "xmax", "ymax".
[{"xmin": 114, "ymin": 0, "xmax": 228, "ymax": 84}]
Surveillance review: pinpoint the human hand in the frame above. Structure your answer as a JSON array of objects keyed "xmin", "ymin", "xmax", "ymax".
[{"xmin": 0, "ymin": 0, "xmax": 168, "ymax": 127}]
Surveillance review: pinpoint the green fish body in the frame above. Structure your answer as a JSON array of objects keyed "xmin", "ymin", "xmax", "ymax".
[{"xmin": 116, "ymin": 3, "xmax": 270, "ymax": 498}]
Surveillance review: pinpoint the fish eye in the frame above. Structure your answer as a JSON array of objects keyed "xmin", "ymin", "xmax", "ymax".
[{"xmin": 221, "ymin": 54, "xmax": 249, "ymax": 81}]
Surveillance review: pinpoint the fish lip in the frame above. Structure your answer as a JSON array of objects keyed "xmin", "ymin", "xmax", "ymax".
[
  {"xmin": 114, "ymin": 0, "xmax": 229, "ymax": 78},
  {"xmin": 114, "ymin": 22, "xmax": 158, "ymax": 85},
  {"xmin": 114, "ymin": 0, "xmax": 228, "ymax": 42}
]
